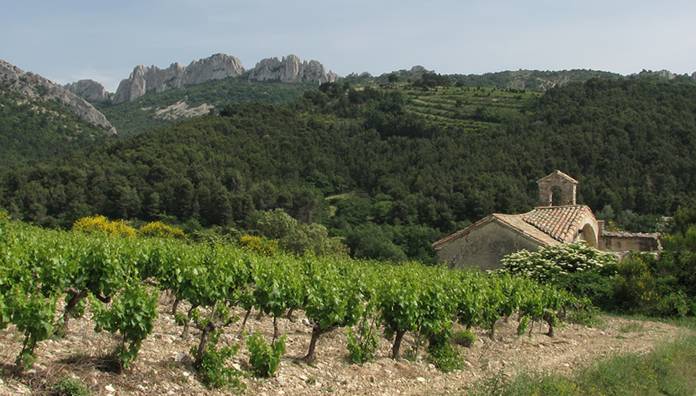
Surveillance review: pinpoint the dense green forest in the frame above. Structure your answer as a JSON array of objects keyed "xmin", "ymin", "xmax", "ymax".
[
  {"xmin": 99, "ymin": 78, "xmax": 314, "ymax": 136},
  {"xmin": 2, "ymin": 76, "xmax": 696, "ymax": 261},
  {"xmin": 0, "ymin": 91, "xmax": 110, "ymax": 164},
  {"xmin": 343, "ymin": 67, "xmax": 622, "ymax": 90}
]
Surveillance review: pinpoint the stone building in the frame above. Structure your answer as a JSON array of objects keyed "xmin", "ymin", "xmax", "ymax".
[{"xmin": 433, "ymin": 171, "xmax": 661, "ymax": 270}]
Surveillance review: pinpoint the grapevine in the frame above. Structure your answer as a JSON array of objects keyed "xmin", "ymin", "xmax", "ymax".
[{"xmin": 0, "ymin": 217, "xmax": 584, "ymax": 380}]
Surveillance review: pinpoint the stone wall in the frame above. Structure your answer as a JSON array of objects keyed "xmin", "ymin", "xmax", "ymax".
[
  {"xmin": 600, "ymin": 234, "xmax": 661, "ymax": 252},
  {"xmin": 538, "ymin": 174, "xmax": 576, "ymax": 206},
  {"xmin": 436, "ymin": 220, "xmax": 543, "ymax": 271}
]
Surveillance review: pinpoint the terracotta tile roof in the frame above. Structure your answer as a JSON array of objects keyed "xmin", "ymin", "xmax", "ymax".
[
  {"xmin": 522, "ymin": 205, "xmax": 594, "ymax": 243},
  {"xmin": 432, "ymin": 212, "xmax": 561, "ymax": 250},
  {"xmin": 537, "ymin": 170, "xmax": 578, "ymax": 184},
  {"xmin": 492, "ymin": 214, "xmax": 562, "ymax": 246},
  {"xmin": 432, "ymin": 204, "xmax": 597, "ymax": 250},
  {"xmin": 432, "ymin": 216, "xmax": 495, "ymax": 249}
]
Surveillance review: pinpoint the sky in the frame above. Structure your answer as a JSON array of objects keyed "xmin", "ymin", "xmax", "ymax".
[{"xmin": 2, "ymin": 0, "xmax": 696, "ymax": 91}]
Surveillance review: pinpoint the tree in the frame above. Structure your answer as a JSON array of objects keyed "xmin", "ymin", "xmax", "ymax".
[{"xmin": 345, "ymin": 224, "xmax": 407, "ymax": 262}]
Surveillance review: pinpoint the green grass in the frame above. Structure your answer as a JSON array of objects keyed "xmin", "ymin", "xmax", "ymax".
[
  {"xmin": 606, "ymin": 313, "xmax": 696, "ymax": 332},
  {"xmin": 471, "ymin": 335, "xmax": 696, "ymax": 396},
  {"xmin": 618, "ymin": 322, "xmax": 645, "ymax": 333},
  {"xmin": 50, "ymin": 376, "xmax": 91, "ymax": 396}
]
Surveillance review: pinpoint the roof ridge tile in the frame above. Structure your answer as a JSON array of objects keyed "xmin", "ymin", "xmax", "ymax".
[{"xmin": 522, "ymin": 205, "xmax": 592, "ymax": 243}]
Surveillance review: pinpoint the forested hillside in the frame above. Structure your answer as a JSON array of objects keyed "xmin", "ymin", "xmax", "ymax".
[
  {"xmin": 0, "ymin": 91, "xmax": 111, "ymax": 164},
  {"xmin": 2, "ymin": 76, "xmax": 696, "ymax": 260},
  {"xmin": 345, "ymin": 67, "xmax": 622, "ymax": 90},
  {"xmin": 449, "ymin": 69, "xmax": 623, "ymax": 90},
  {"xmin": 99, "ymin": 78, "xmax": 314, "ymax": 136}
]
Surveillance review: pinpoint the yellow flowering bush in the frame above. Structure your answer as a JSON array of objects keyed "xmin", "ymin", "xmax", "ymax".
[
  {"xmin": 239, "ymin": 235, "xmax": 278, "ymax": 256},
  {"xmin": 72, "ymin": 215, "xmax": 137, "ymax": 238},
  {"xmin": 139, "ymin": 221, "xmax": 186, "ymax": 239}
]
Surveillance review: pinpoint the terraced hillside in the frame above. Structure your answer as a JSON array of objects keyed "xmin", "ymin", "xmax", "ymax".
[
  {"xmin": 102, "ymin": 76, "xmax": 539, "ymax": 136},
  {"xmin": 100, "ymin": 77, "xmax": 316, "ymax": 136},
  {"xmin": 399, "ymin": 85, "xmax": 539, "ymax": 131}
]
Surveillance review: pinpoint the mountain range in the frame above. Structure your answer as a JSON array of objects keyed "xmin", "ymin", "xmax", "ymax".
[
  {"xmin": 4, "ymin": 52, "xmax": 696, "ymax": 142},
  {"xmin": 3, "ymin": 53, "xmax": 696, "ymax": 261},
  {"xmin": 4, "ymin": 53, "xmax": 696, "ymax": 141},
  {"xmin": 64, "ymin": 53, "xmax": 337, "ymax": 104}
]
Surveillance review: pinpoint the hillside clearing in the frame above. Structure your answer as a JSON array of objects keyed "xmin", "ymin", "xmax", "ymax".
[{"xmin": 397, "ymin": 86, "xmax": 537, "ymax": 131}]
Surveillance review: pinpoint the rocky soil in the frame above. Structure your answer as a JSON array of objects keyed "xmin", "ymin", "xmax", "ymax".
[{"xmin": 0, "ymin": 295, "xmax": 689, "ymax": 396}]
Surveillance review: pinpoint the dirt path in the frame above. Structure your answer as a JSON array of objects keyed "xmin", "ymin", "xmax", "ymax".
[{"xmin": 0, "ymin": 297, "xmax": 690, "ymax": 395}]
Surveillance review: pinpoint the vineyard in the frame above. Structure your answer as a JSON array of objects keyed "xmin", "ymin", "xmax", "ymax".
[
  {"xmin": 1, "ymin": 217, "xmax": 591, "ymax": 393},
  {"xmin": 398, "ymin": 86, "xmax": 538, "ymax": 131}
]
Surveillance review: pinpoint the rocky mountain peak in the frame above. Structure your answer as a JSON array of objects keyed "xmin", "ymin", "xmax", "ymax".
[
  {"xmin": 113, "ymin": 54, "xmax": 245, "ymax": 103},
  {"xmin": 82, "ymin": 53, "xmax": 336, "ymax": 104},
  {"xmin": 249, "ymin": 54, "xmax": 337, "ymax": 84},
  {"xmin": 0, "ymin": 59, "xmax": 116, "ymax": 133},
  {"xmin": 64, "ymin": 79, "xmax": 112, "ymax": 103}
]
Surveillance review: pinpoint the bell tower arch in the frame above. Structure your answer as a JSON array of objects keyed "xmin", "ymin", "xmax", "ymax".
[{"xmin": 537, "ymin": 170, "xmax": 578, "ymax": 206}]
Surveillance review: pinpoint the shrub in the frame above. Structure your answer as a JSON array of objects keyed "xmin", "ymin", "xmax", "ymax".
[
  {"xmin": 194, "ymin": 331, "xmax": 243, "ymax": 389},
  {"xmin": 139, "ymin": 221, "xmax": 185, "ymax": 239},
  {"xmin": 247, "ymin": 332, "xmax": 286, "ymax": 378},
  {"xmin": 565, "ymin": 298, "xmax": 604, "ymax": 327},
  {"xmin": 427, "ymin": 341, "xmax": 464, "ymax": 372},
  {"xmin": 251, "ymin": 209, "xmax": 348, "ymax": 257},
  {"xmin": 344, "ymin": 223, "xmax": 408, "ymax": 262},
  {"xmin": 346, "ymin": 318, "xmax": 379, "ymax": 364},
  {"xmin": 239, "ymin": 235, "xmax": 279, "ymax": 256},
  {"xmin": 660, "ymin": 226, "xmax": 696, "ymax": 297},
  {"xmin": 501, "ymin": 243, "xmax": 617, "ymax": 284},
  {"xmin": 555, "ymin": 269, "xmax": 616, "ymax": 309},
  {"xmin": 0, "ymin": 210, "xmax": 7, "ymax": 240},
  {"xmin": 50, "ymin": 377, "xmax": 90, "ymax": 396},
  {"xmin": 72, "ymin": 215, "xmax": 136, "ymax": 238},
  {"xmin": 452, "ymin": 329, "xmax": 476, "ymax": 347},
  {"xmin": 613, "ymin": 254, "xmax": 658, "ymax": 312},
  {"xmin": 190, "ymin": 226, "xmax": 240, "ymax": 244},
  {"xmin": 655, "ymin": 291, "xmax": 690, "ymax": 317}
]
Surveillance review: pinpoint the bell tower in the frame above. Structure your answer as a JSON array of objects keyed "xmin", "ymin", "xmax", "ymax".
[{"xmin": 537, "ymin": 170, "xmax": 578, "ymax": 206}]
